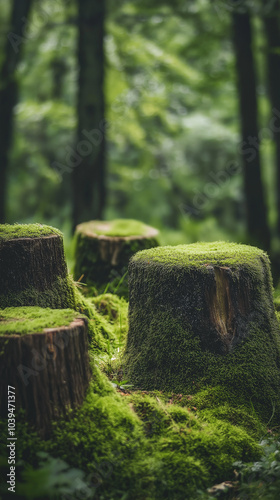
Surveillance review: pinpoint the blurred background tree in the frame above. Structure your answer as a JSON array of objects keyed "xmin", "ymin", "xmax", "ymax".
[
  {"xmin": 1, "ymin": 0, "xmax": 280, "ymax": 272},
  {"xmin": 0, "ymin": 0, "xmax": 33, "ymax": 223}
]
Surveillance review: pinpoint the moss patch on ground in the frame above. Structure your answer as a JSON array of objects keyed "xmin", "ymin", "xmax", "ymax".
[
  {"xmin": 0, "ymin": 307, "xmax": 77, "ymax": 335},
  {"xmin": 0, "ymin": 363, "xmax": 263, "ymax": 500},
  {"xmin": 72, "ymin": 288, "xmax": 128, "ymax": 354},
  {"xmin": 0, "ymin": 223, "xmax": 62, "ymax": 240}
]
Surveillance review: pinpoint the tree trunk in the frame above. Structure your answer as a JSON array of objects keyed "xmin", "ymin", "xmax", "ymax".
[
  {"xmin": 262, "ymin": 0, "xmax": 280, "ymax": 236},
  {"xmin": 232, "ymin": 7, "xmax": 270, "ymax": 250},
  {"xmin": 0, "ymin": 225, "xmax": 75, "ymax": 309},
  {"xmin": 73, "ymin": 220, "xmax": 159, "ymax": 297},
  {"xmin": 72, "ymin": 0, "xmax": 106, "ymax": 230},
  {"xmin": 124, "ymin": 242, "xmax": 280, "ymax": 394},
  {"xmin": 0, "ymin": 316, "xmax": 91, "ymax": 437},
  {"xmin": 0, "ymin": 0, "xmax": 33, "ymax": 223}
]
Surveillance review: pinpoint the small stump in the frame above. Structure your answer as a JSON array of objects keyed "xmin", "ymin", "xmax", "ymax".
[
  {"xmin": 124, "ymin": 242, "xmax": 280, "ymax": 394},
  {"xmin": 0, "ymin": 307, "xmax": 91, "ymax": 437},
  {"xmin": 0, "ymin": 224, "xmax": 75, "ymax": 309},
  {"xmin": 73, "ymin": 219, "xmax": 159, "ymax": 296}
]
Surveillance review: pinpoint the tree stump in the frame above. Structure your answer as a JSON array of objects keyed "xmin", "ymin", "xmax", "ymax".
[
  {"xmin": 73, "ymin": 219, "xmax": 159, "ymax": 297},
  {"xmin": 0, "ymin": 224, "xmax": 75, "ymax": 309},
  {"xmin": 124, "ymin": 242, "xmax": 280, "ymax": 395},
  {"xmin": 0, "ymin": 307, "xmax": 91, "ymax": 437}
]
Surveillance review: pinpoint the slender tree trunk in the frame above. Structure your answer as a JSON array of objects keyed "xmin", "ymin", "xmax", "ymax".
[
  {"xmin": 232, "ymin": 8, "xmax": 270, "ymax": 250},
  {"xmin": 0, "ymin": 0, "xmax": 33, "ymax": 223},
  {"xmin": 262, "ymin": 0, "xmax": 280, "ymax": 236},
  {"xmin": 72, "ymin": 0, "xmax": 106, "ymax": 230}
]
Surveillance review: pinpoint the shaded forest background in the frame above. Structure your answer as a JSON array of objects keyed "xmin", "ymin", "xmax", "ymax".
[{"xmin": 1, "ymin": 0, "xmax": 280, "ymax": 270}]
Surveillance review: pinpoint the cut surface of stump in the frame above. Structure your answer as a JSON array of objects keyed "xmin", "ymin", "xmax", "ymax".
[
  {"xmin": 0, "ymin": 307, "xmax": 91, "ymax": 437},
  {"xmin": 124, "ymin": 242, "xmax": 280, "ymax": 398},
  {"xmin": 0, "ymin": 224, "xmax": 75, "ymax": 308},
  {"xmin": 73, "ymin": 219, "xmax": 159, "ymax": 297}
]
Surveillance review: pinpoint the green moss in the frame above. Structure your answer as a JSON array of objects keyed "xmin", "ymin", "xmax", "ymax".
[
  {"xmin": 0, "ymin": 275, "xmax": 76, "ymax": 310},
  {"xmin": 125, "ymin": 311, "xmax": 280, "ymax": 422},
  {"xmin": 0, "ymin": 223, "xmax": 62, "ymax": 240},
  {"xmin": 0, "ymin": 270, "xmax": 126, "ymax": 353},
  {"xmin": 77, "ymin": 219, "xmax": 158, "ymax": 237},
  {"xmin": 0, "ymin": 306, "xmax": 77, "ymax": 335},
  {"xmin": 274, "ymin": 296, "xmax": 280, "ymax": 312},
  {"xmin": 91, "ymin": 293, "xmax": 128, "ymax": 333},
  {"xmin": 125, "ymin": 242, "xmax": 280, "ymax": 423},
  {"xmin": 132, "ymin": 240, "xmax": 268, "ymax": 270},
  {"xmin": 71, "ymin": 286, "xmax": 128, "ymax": 354},
  {"xmin": 0, "ymin": 363, "xmax": 261, "ymax": 500}
]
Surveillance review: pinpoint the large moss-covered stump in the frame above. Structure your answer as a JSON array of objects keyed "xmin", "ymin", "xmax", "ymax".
[
  {"xmin": 0, "ymin": 224, "xmax": 75, "ymax": 308},
  {"xmin": 0, "ymin": 307, "xmax": 91, "ymax": 437},
  {"xmin": 74, "ymin": 219, "xmax": 159, "ymax": 297},
  {"xmin": 124, "ymin": 242, "xmax": 280, "ymax": 404}
]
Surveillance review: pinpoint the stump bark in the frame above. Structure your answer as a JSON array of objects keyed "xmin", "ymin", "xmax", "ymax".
[
  {"xmin": 74, "ymin": 219, "xmax": 159, "ymax": 297},
  {"xmin": 0, "ymin": 313, "xmax": 91, "ymax": 437},
  {"xmin": 124, "ymin": 241, "xmax": 280, "ymax": 393},
  {"xmin": 0, "ymin": 224, "xmax": 75, "ymax": 308}
]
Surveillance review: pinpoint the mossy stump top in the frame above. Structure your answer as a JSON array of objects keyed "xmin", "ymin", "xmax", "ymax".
[
  {"xmin": 124, "ymin": 242, "xmax": 280, "ymax": 403},
  {"xmin": 73, "ymin": 219, "xmax": 159, "ymax": 296},
  {"xmin": 0, "ymin": 223, "xmax": 75, "ymax": 309}
]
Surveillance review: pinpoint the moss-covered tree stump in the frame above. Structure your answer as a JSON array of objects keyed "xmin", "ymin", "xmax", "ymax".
[
  {"xmin": 124, "ymin": 242, "xmax": 280, "ymax": 402},
  {"xmin": 0, "ymin": 224, "xmax": 75, "ymax": 309},
  {"xmin": 73, "ymin": 219, "xmax": 159, "ymax": 297},
  {"xmin": 0, "ymin": 307, "xmax": 91, "ymax": 437}
]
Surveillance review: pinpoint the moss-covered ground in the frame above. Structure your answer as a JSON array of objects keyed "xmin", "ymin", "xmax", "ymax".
[
  {"xmin": 0, "ymin": 291, "xmax": 280, "ymax": 499},
  {"xmin": 1, "ymin": 230, "xmax": 280, "ymax": 499}
]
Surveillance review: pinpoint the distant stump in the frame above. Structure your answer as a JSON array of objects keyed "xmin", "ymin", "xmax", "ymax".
[
  {"xmin": 73, "ymin": 219, "xmax": 159, "ymax": 297},
  {"xmin": 124, "ymin": 242, "xmax": 280, "ymax": 398},
  {"xmin": 0, "ymin": 307, "xmax": 91, "ymax": 437}
]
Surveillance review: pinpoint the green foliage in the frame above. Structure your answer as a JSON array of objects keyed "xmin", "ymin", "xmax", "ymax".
[
  {"xmin": 0, "ymin": 306, "xmax": 77, "ymax": 335},
  {"xmin": 16, "ymin": 452, "xmax": 94, "ymax": 500},
  {"xmin": 234, "ymin": 438, "xmax": 280, "ymax": 500}
]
